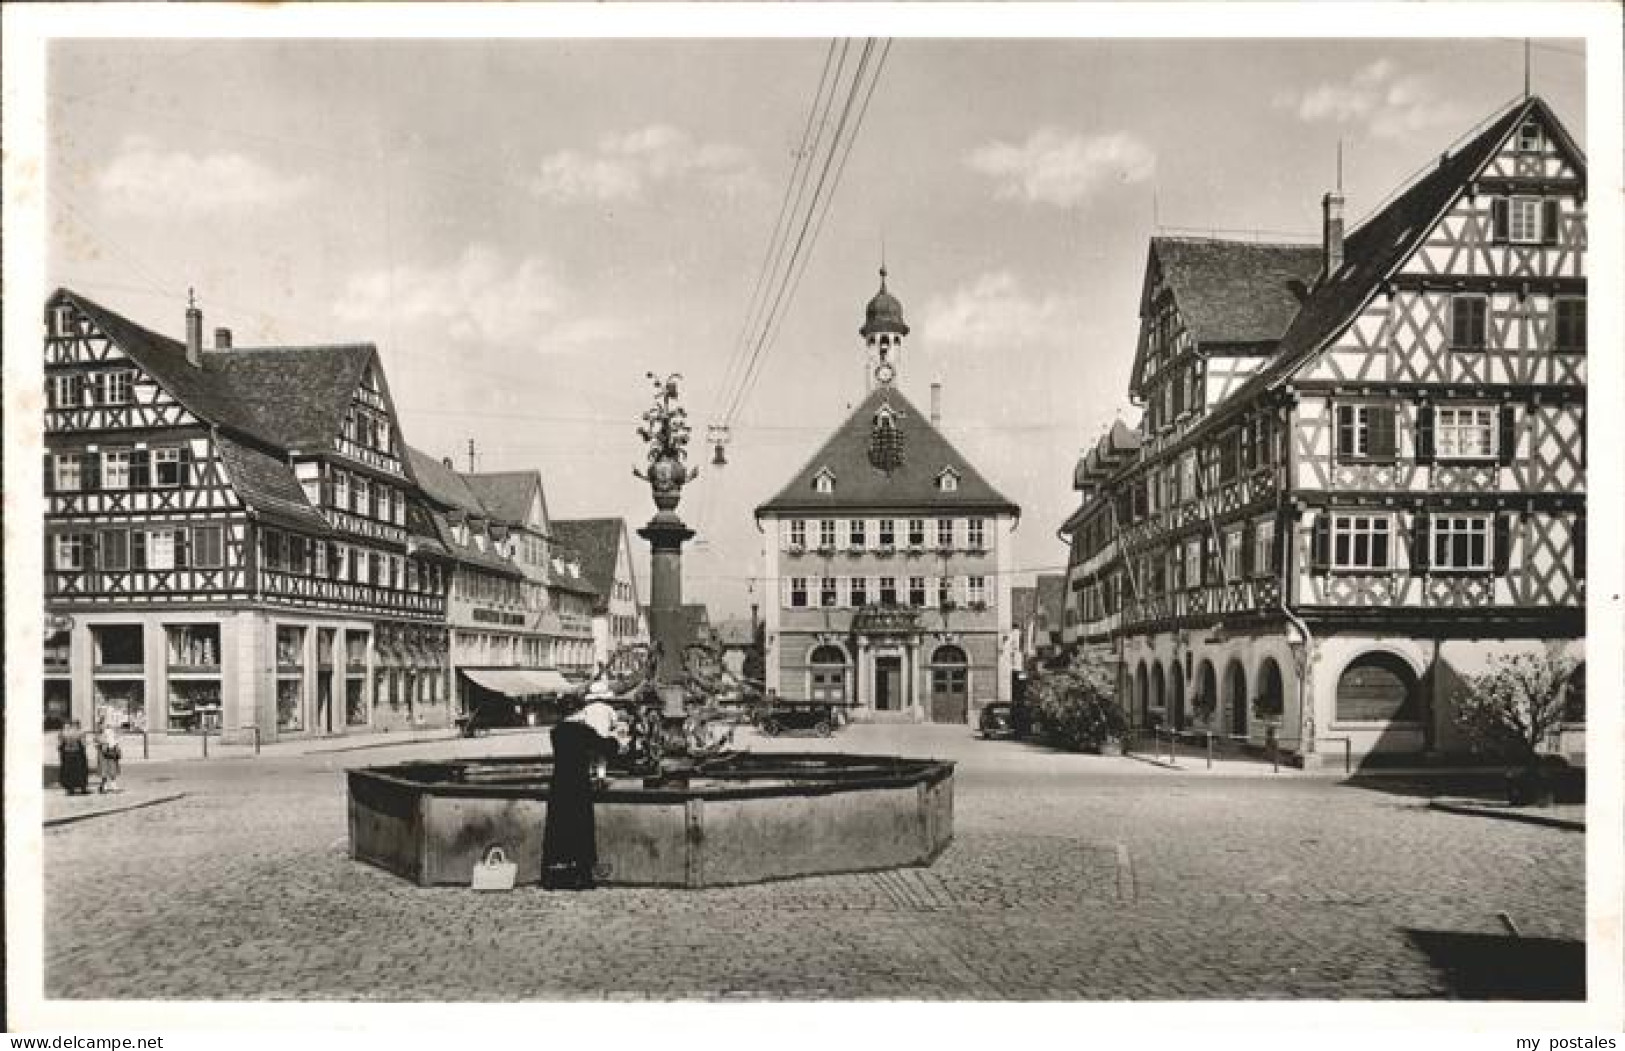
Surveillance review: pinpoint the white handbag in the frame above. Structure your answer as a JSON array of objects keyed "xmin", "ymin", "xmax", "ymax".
[{"xmin": 471, "ymin": 845, "xmax": 517, "ymax": 891}]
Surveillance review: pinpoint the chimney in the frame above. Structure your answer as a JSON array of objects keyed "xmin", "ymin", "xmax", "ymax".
[
  {"xmin": 1321, "ymin": 190, "xmax": 1345, "ymax": 279},
  {"xmin": 442, "ymin": 456, "xmax": 455, "ymax": 470},
  {"xmin": 184, "ymin": 288, "xmax": 203, "ymax": 367},
  {"xmin": 213, "ymin": 327, "xmax": 232, "ymax": 350},
  {"xmin": 930, "ymin": 382, "xmax": 942, "ymax": 427}
]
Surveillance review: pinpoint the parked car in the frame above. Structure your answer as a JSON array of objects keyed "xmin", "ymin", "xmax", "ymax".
[
  {"xmin": 978, "ymin": 702, "xmax": 1016, "ymax": 740},
  {"xmin": 758, "ymin": 700, "xmax": 844, "ymax": 737}
]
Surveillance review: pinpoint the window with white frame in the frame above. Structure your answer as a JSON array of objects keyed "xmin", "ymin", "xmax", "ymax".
[
  {"xmin": 1431, "ymin": 515, "xmax": 1492, "ymax": 571},
  {"xmin": 353, "ymin": 477, "xmax": 370, "ymax": 515},
  {"xmin": 1436, "ymin": 406, "xmax": 1497, "ymax": 459},
  {"xmin": 907, "ymin": 519, "xmax": 926, "ymax": 546},
  {"xmin": 1223, "ymin": 528, "xmax": 1243, "ymax": 581},
  {"xmin": 938, "ymin": 468, "xmax": 959, "ymax": 492},
  {"xmin": 818, "ymin": 519, "xmax": 837, "ymax": 549},
  {"xmin": 937, "ymin": 518, "xmax": 954, "ymax": 548},
  {"xmin": 909, "ymin": 576, "xmax": 927, "ymax": 606},
  {"xmin": 146, "ymin": 528, "xmax": 178, "ymax": 571},
  {"xmin": 967, "ymin": 575, "xmax": 986, "ymax": 606},
  {"xmin": 936, "ymin": 576, "xmax": 953, "ymax": 607},
  {"xmin": 1179, "ymin": 451, "xmax": 1197, "ymax": 502},
  {"xmin": 1184, "ymin": 538, "xmax": 1201, "ymax": 589},
  {"xmin": 849, "ymin": 576, "xmax": 868, "ymax": 607},
  {"xmin": 967, "ymin": 518, "xmax": 986, "ymax": 550},
  {"xmin": 1332, "ymin": 514, "xmax": 1393, "ymax": 571},
  {"xmin": 848, "ymin": 519, "xmax": 866, "ymax": 549},
  {"xmin": 333, "ymin": 470, "xmax": 349, "ymax": 510},
  {"xmin": 879, "ymin": 576, "xmax": 898, "ymax": 605},
  {"xmin": 54, "ymin": 453, "xmax": 83, "ymax": 491},
  {"xmin": 55, "ymin": 534, "xmax": 87, "ymax": 571},
  {"xmin": 789, "ymin": 519, "xmax": 806, "ymax": 549},
  {"xmin": 814, "ymin": 470, "xmax": 835, "ymax": 494},
  {"xmin": 1509, "ymin": 196, "xmax": 1542, "ymax": 244},
  {"xmin": 52, "ymin": 374, "xmax": 82, "ymax": 408},
  {"xmin": 820, "ymin": 576, "xmax": 838, "ymax": 607},
  {"xmin": 153, "ymin": 447, "xmax": 184, "ymax": 487},
  {"xmin": 878, "ymin": 519, "xmax": 895, "ymax": 548},
  {"xmin": 1248, "ymin": 519, "xmax": 1274, "ymax": 578}
]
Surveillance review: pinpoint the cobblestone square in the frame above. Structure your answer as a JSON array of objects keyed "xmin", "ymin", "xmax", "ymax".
[{"xmin": 41, "ymin": 725, "xmax": 1585, "ymax": 1001}]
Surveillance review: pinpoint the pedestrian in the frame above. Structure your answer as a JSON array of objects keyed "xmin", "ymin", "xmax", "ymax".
[
  {"xmin": 58, "ymin": 719, "xmax": 90, "ymax": 795},
  {"xmin": 96, "ymin": 715, "xmax": 123, "ymax": 794},
  {"xmin": 540, "ymin": 694, "xmax": 619, "ymax": 890}
]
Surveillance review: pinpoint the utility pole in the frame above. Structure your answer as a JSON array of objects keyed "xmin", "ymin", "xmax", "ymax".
[{"xmin": 467, "ymin": 437, "xmax": 477, "ymax": 474}]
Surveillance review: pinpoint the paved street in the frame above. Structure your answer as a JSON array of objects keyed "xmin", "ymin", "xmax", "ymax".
[{"xmin": 42, "ymin": 724, "xmax": 1584, "ymax": 1000}]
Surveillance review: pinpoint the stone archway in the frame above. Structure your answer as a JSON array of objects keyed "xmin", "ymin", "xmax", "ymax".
[
  {"xmin": 1256, "ymin": 657, "xmax": 1285, "ymax": 725},
  {"xmin": 808, "ymin": 644, "xmax": 849, "ymax": 704},
  {"xmin": 928, "ymin": 645, "xmax": 969, "ymax": 724},
  {"xmin": 1135, "ymin": 661, "xmax": 1149, "ymax": 726},
  {"xmin": 1225, "ymin": 660, "xmax": 1248, "ymax": 737},
  {"xmin": 1150, "ymin": 663, "xmax": 1166, "ymax": 724}
]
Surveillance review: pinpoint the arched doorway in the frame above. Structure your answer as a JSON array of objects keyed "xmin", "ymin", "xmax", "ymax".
[
  {"xmin": 808, "ymin": 645, "xmax": 849, "ymax": 704},
  {"xmin": 929, "ymin": 645, "xmax": 969, "ymax": 724},
  {"xmin": 1150, "ymin": 663, "xmax": 1166, "ymax": 725},
  {"xmin": 1170, "ymin": 661, "xmax": 1187, "ymax": 730},
  {"xmin": 1336, "ymin": 651, "xmax": 1421, "ymax": 725},
  {"xmin": 1225, "ymin": 661, "xmax": 1248, "ymax": 737},
  {"xmin": 1135, "ymin": 662, "xmax": 1149, "ymax": 726},
  {"xmin": 1257, "ymin": 658, "xmax": 1285, "ymax": 724},
  {"xmin": 1197, "ymin": 662, "xmax": 1219, "ymax": 729}
]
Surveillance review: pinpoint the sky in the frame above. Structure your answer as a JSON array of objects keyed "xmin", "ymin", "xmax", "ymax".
[{"xmin": 44, "ymin": 34, "xmax": 1588, "ymax": 619}]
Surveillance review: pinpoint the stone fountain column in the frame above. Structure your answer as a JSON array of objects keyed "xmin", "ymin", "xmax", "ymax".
[{"xmin": 632, "ymin": 373, "xmax": 700, "ymax": 692}]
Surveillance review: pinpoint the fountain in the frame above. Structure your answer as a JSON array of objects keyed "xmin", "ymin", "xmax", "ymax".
[{"xmin": 348, "ymin": 375, "xmax": 954, "ymax": 888}]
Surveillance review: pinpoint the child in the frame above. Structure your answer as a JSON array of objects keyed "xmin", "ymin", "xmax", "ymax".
[{"xmin": 97, "ymin": 717, "xmax": 123, "ymax": 794}]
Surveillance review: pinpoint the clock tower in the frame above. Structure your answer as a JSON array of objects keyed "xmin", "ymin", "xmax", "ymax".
[{"xmin": 860, "ymin": 266, "xmax": 908, "ymax": 391}]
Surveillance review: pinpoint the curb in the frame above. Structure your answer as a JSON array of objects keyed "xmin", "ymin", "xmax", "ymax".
[
  {"xmin": 44, "ymin": 792, "xmax": 188, "ymax": 828},
  {"xmin": 1426, "ymin": 799, "xmax": 1584, "ymax": 832}
]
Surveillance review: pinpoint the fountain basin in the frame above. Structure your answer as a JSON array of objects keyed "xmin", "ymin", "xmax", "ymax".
[{"xmin": 348, "ymin": 752, "xmax": 954, "ymax": 888}]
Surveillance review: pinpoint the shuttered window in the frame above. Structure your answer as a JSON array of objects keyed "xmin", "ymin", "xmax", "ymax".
[
  {"xmin": 1430, "ymin": 514, "xmax": 1492, "ymax": 571},
  {"xmin": 1554, "ymin": 299, "xmax": 1586, "ymax": 353},
  {"xmin": 1436, "ymin": 406, "xmax": 1497, "ymax": 459},
  {"xmin": 1450, "ymin": 296, "xmax": 1488, "ymax": 350},
  {"xmin": 1331, "ymin": 514, "xmax": 1392, "ymax": 571},
  {"xmin": 1509, "ymin": 196, "xmax": 1542, "ymax": 244},
  {"xmin": 1336, "ymin": 404, "xmax": 1397, "ymax": 461}
]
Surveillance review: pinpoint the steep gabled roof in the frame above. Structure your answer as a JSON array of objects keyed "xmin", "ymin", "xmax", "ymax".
[
  {"xmin": 1151, "ymin": 238, "xmax": 1322, "ymax": 346},
  {"xmin": 1258, "ymin": 96, "xmax": 1572, "ymax": 397},
  {"xmin": 54, "ymin": 289, "xmax": 375, "ymax": 453},
  {"xmin": 464, "ymin": 471, "xmax": 548, "ymax": 528},
  {"xmin": 406, "ymin": 447, "xmax": 485, "ymax": 514},
  {"xmin": 551, "ymin": 518, "xmax": 628, "ymax": 613},
  {"xmin": 756, "ymin": 385, "xmax": 1019, "ymax": 517}
]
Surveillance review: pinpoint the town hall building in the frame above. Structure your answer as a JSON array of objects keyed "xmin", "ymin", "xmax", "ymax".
[{"xmin": 756, "ymin": 269, "xmax": 1020, "ymax": 723}]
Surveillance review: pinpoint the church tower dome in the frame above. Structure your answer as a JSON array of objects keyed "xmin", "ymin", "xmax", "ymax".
[{"xmin": 860, "ymin": 266, "xmax": 910, "ymax": 343}]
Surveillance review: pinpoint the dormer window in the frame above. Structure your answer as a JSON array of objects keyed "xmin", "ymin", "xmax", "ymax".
[
  {"xmin": 936, "ymin": 467, "xmax": 961, "ymax": 493},
  {"xmin": 813, "ymin": 468, "xmax": 836, "ymax": 494},
  {"xmin": 50, "ymin": 303, "xmax": 75, "ymax": 338},
  {"xmin": 1516, "ymin": 119, "xmax": 1542, "ymax": 154}
]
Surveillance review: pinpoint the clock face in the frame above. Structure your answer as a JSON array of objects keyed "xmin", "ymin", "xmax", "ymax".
[{"xmin": 876, "ymin": 362, "xmax": 896, "ymax": 385}]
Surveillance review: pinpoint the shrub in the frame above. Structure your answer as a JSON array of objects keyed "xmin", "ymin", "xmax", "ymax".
[
  {"xmin": 1030, "ymin": 648, "xmax": 1128, "ymax": 752},
  {"xmin": 1453, "ymin": 646, "xmax": 1578, "ymax": 766}
]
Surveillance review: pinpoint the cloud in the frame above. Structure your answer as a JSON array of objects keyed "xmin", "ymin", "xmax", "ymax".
[
  {"xmin": 333, "ymin": 244, "xmax": 635, "ymax": 352},
  {"xmin": 1273, "ymin": 60, "xmax": 1468, "ymax": 139},
  {"xmin": 96, "ymin": 136, "xmax": 315, "ymax": 215},
  {"xmin": 531, "ymin": 124, "xmax": 756, "ymax": 203},
  {"xmin": 966, "ymin": 129, "xmax": 1156, "ymax": 207},
  {"xmin": 919, "ymin": 271, "xmax": 1082, "ymax": 350}
]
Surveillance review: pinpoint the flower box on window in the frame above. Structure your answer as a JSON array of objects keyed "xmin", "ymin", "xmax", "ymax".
[
  {"xmin": 815, "ymin": 544, "xmax": 836, "ymax": 558},
  {"xmin": 968, "ymin": 600, "xmax": 989, "ymax": 612},
  {"xmin": 963, "ymin": 546, "xmax": 988, "ymax": 556},
  {"xmin": 935, "ymin": 545, "xmax": 956, "ymax": 558},
  {"xmin": 875, "ymin": 545, "xmax": 897, "ymax": 558},
  {"xmin": 845, "ymin": 547, "xmax": 865, "ymax": 558},
  {"xmin": 905, "ymin": 545, "xmax": 927, "ymax": 557},
  {"xmin": 787, "ymin": 544, "xmax": 805, "ymax": 556}
]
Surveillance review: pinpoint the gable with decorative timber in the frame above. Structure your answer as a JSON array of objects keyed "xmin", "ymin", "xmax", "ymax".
[{"xmin": 45, "ymin": 309, "xmax": 201, "ymax": 435}]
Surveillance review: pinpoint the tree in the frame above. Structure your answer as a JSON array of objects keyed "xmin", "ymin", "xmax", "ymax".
[
  {"xmin": 741, "ymin": 621, "xmax": 766, "ymax": 683},
  {"xmin": 1029, "ymin": 646, "xmax": 1127, "ymax": 753},
  {"xmin": 1452, "ymin": 646, "xmax": 1579, "ymax": 800}
]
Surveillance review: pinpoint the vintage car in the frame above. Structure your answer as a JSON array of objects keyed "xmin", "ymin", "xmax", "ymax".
[
  {"xmin": 977, "ymin": 702, "xmax": 1017, "ymax": 740},
  {"xmin": 757, "ymin": 700, "xmax": 846, "ymax": 737}
]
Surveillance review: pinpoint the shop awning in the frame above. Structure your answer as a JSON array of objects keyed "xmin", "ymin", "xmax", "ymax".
[{"xmin": 459, "ymin": 667, "xmax": 575, "ymax": 698}]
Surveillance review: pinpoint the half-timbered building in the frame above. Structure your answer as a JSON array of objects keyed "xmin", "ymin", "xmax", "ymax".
[
  {"xmin": 551, "ymin": 517, "xmax": 649, "ymax": 668},
  {"xmin": 756, "ymin": 270, "xmax": 1021, "ymax": 723},
  {"xmin": 1060, "ymin": 96, "xmax": 1586, "ymax": 764},
  {"xmin": 42, "ymin": 290, "xmax": 451, "ymax": 741}
]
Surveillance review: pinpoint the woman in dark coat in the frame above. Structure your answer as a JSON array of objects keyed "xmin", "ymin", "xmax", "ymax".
[
  {"xmin": 541, "ymin": 698, "xmax": 620, "ymax": 890},
  {"xmin": 58, "ymin": 719, "xmax": 90, "ymax": 794}
]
